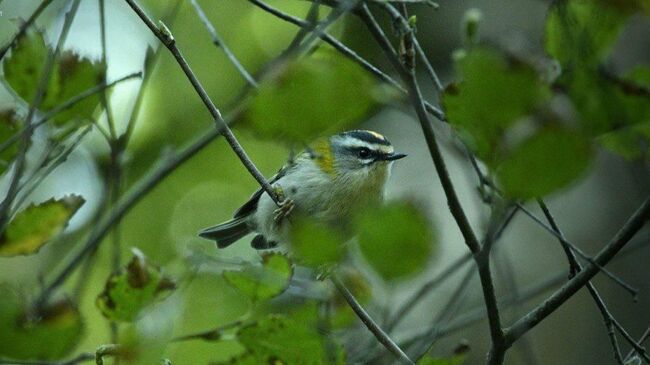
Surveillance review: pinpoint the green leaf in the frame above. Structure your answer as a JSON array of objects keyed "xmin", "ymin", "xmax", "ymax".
[
  {"xmin": 497, "ymin": 127, "xmax": 592, "ymax": 199},
  {"xmin": 48, "ymin": 52, "xmax": 105, "ymax": 125},
  {"xmin": 442, "ymin": 47, "xmax": 551, "ymax": 160},
  {"xmin": 0, "ymin": 108, "xmax": 21, "ymax": 174},
  {"xmin": 0, "ymin": 195, "xmax": 84, "ymax": 256},
  {"xmin": 544, "ymin": 0, "xmax": 629, "ymax": 67},
  {"xmin": 597, "ymin": 67, "xmax": 650, "ymax": 159},
  {"xmin": 0, "ymin": 284, "xmax": 83, "ymax": 360},
  {"xmin": 599, "ymin": 121, "xmax": 650, "ymax": 160},
  {"xmin": 236, "ymin": 314, "xmax": 345, "ymax": 365},
  {"xmin": 356, "ymin": 201, "xmax": 435, "ymax": 281},
  {"xmin": 3, "ymin": 31, "xmax": 59, "ymax": 105},
  {"xmin": 222, "ymin": 253, "xmax": 293, "ymax": 302},
  {"xmin": 96, "ymin": 248, "xmax": 176, "ymax": 322},
  {"xmin": 290, "ymin": 218, "xmax": 345, "ymax": 267},
  {"xmin": 3, "ymin": 31, "xmax": 105, "ymax": 126},
  {"xmin": 245, "ymin": 50, "xmax": 386, "ymax": 143}
]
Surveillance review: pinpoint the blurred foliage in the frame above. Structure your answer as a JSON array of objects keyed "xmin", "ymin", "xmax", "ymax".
[
  {"xmin": 496, "ymin": 127, "xmax": 592, "ymax": 199},
  {"xmin": 245, "ymin": 50, "xmax": 389, "ymax": 143},
  {"xmin": 0, "ymin": 195, "xmax": 84, "ymax": 256},
  {"xmin": 0, "ymin": 0, "xmax": 647, "ymax": 364},
  {"xmin": 356, "ymin": 201, "xmax": 435, "ymax": 281},
  {"xmin": 96, "ymin": 249, "xmax": 176, "ymax": 322},
  {"xmin": 3, "ymin": 31, "xmax": 105, "ymax": 126},
  {"xmin": 0, "ymin": 284, "xmax": 83, "ymax": 360},
  {"xmin": 443, "ymin": 47, "xmax": 551, "ymax": 160},
  {"xmin": 290, "ymin": 217, "xmax": 345, "ymax": 267},
  {"xmin": 0, "ymin": 107, "xmax": 20, "ymax": 174},
  {"xmin": 222, "ymin": 253, "xmax": 293, "ymax": 303},
  {"xmin": 233, "ymin": 314, "xmax": 345, "ymax": 365}
]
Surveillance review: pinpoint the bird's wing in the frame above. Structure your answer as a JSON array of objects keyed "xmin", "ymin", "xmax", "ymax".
[{"xmin": 232, "ymin": 162, "xmax": 294, "ymax": 219}]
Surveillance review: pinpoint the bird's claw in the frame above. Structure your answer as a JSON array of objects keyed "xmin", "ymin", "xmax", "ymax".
[{"xmin": 274, "ymin": 198, "xmax": 294, "ymax": 224}]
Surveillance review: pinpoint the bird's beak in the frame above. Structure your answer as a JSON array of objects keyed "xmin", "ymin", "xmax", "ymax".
[{"xmin": 384, "ymin": 152, "xmax": 407, "ymax": 161}]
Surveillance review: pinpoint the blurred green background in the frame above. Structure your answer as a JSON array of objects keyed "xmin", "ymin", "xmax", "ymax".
[{"xmin": 0, "ymin": 0, "xmax": 649, "ymax": 364}]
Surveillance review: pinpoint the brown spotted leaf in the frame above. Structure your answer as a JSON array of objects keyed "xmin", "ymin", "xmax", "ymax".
[{"xmin": 96, "ymin": 248, "xmax": 176, "ymax": 322}]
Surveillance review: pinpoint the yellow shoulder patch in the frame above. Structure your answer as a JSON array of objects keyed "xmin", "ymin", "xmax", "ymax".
[{"xmin": 311, "ymin": 138, "xmax": 336, "ymax": 177}]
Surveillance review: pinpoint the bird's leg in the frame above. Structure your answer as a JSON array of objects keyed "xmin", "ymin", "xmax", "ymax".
[{"xmin": 273, "ymin": 185, "xmax": 294, "ymax": 224}]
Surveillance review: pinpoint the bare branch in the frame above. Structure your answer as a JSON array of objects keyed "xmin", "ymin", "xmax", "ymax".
[
  {"xmin": 189, "ymin": 0, "xmax": 258, "ymax": 87},
  {"xmin": 505, "ymin": 197, "xmax": 650, "ymax": 347},
  {"xmin": 330, "ymin": 274, "xmax": 415, "ymax": 365},
  {"xmin": 124, "ymin": 0, "xmax": 280, "ymax": 203}
]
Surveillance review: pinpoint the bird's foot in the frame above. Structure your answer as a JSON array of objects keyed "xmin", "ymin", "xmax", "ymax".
[{"xmin": 273, "ymin": 198, "xmax": 295, "ymax": 224}]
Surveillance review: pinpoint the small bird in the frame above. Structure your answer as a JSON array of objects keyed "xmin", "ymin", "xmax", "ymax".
[{"xmin": 199, "ymin": 130, "xmax": 407, "ymax": 249}]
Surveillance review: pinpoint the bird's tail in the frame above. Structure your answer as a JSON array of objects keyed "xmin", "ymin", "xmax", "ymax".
[{"xmin": 199, "ymin": 216, "xmax": 251, "ymax": 248}]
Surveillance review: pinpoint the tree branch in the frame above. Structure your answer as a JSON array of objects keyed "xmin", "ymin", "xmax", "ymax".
[
  {"xmin": 538, "ymin": 200, "xmax": 647, "ymax": 363},
  {"xmin": 189, "ymin": 0, "xmax": 258, "ymax": 87},
  {"xmin": 505, "ymin": 196, "xmax": 650, "ymax": 346},
  {"xmin": 124, "ymin": 0, "xmax": 281, "ymax": 203},
  {"xmin": 330, "ymin": 274, "xmax": 415, "ymax": 365}
]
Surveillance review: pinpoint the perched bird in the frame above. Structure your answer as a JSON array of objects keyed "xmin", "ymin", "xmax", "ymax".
[{"xmin": 199, "ymin": 130, "xmax": 406, "ymax": 249}]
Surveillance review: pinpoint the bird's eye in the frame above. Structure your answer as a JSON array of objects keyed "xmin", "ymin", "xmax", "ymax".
[{"xmin": 358, "ymin": 147, "xmax": 371, "ymax": 159}]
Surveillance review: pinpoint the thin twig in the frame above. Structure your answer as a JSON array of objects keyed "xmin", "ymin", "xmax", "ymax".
[
  {"xmin": 493, "ymin": 248, "xmax": 539, "ymax": 365},
  {"xmin": 124, "ymin": 0, "xmax": 280, "ymax": 203},
  {"xmin": 385, "ymin": 252, "xmax": 473, "ymax": 331},
  {"xmin": 189, "ymin": 0, "xmax": 258, "ymax": 87},
  {"xmin": 12, "ymin": 126, "xmax": 92, "ymax": 211},
  {"xmin": 377, "ymin": 3, "xmax": 444, "ymax": 91},
  {"xmin": 624, "ymin": 326, "xmax": 650, "ymax": 363},
  {"xmin": 519, "ymin": 202, "xmax": 638, "ymax": 298},
  {"xmin": 538, "ymin": 200, "xmax": 626, "ymax": 364},
  {"xmin": 358, "ymin": 5, "xmax": 507, "ymax": 363},
  {"xmin": 466, "ymin": 147, "xmax": 638, "ymax": 298},
  {"xmin": 505, "ymin": 197, "xmax": 650, "ymax": 347},
  {"xmin": 410, "ymin": 264, "xmax": 477, "ymax": 362},
  {"xmin": 330, "ymin": 274, "xmax": 415, "ymax": 365},
  {"xmin": 399, "ymin": 237, "xmax": 649, "ymax": 350},
  {"xmin": 98, "ymin": 0, "xmax": 122, "ymax": 350},
  {"xmin": 356, "ymin": 4, "xmax": 479, "ymax": 253}
]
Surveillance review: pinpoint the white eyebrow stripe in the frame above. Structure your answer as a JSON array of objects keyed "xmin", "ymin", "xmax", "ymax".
[{"xmin": 341, "ymin": 140, "xmax": 395, "ymax": 154}]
